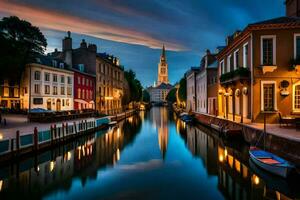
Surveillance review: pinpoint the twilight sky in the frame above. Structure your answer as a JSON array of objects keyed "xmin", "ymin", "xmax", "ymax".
[{"xmin": 0, "ymin": 0, "xmax": 285, "ymax": 86}]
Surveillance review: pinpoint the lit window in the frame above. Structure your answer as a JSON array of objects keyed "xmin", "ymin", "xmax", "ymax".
[
  {"xmin": 262, "ymin": 83, "xmax": 275, "ymax": 111},
  {"xmin": 45, "ymin": 85, "xmax": 50, "ymax": 94},
  {"xmin": 61, "ymin": 87, "xmax": 65, "ymax": 95},
  {"xmin": 53, "ymin": 86, "xmax": 58, "ymax": 95},
  {"xmin": 34, "ymin": 84, "xmax": 40, "ymax": 94},
  {"xmin": 293, "ymin": 83, "xmax": 300, "ymax": 111},
  {"xmin": 261, "ymin": 36, "xmax": 276, "ymax": 66}
]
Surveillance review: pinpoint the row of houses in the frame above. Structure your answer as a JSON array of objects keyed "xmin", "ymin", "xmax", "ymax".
[
  {"xmin": 0, "ymin": 31, "xmax": 124, "ymax": 115},
  {"xmin": 186, "ymin": 0, "xmax": 300, "ymax": 123}
]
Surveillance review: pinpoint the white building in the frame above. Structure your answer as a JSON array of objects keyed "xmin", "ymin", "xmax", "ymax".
[
  {"xmin": 20, "ymin": 56, "xmax": 74, "ymax": 111},
  {"xmin": 186, "ymin": 67, "xmax": 199, "ymax": 112},
  {"xmin": 148, "ymin": 83, "xmax": 173, "ymax": 103}
]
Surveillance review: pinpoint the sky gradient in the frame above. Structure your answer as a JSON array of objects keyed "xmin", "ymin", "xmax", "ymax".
[{"xmin": 0, "ymin": 0, "xmax": 285, "ymax": 86}]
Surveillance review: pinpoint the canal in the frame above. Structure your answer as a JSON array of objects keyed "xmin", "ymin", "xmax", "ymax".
[{"xmin": 0, "ymin": 107, "xmax": 299, "ymax": 200}]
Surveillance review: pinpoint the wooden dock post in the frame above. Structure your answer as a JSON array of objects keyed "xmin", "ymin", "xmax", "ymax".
[
  {"xmin": 16, "ymin": 130, "xmax": 20, "ymax": 152},
  {"xmin": 34, "ymin": 127, "xmax": 38, "ymax": 151}
]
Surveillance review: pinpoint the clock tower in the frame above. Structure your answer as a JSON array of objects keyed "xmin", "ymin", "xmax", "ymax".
[{"xmin": 157, "ymin": 45, "xmax": 169, "ymax": 85}]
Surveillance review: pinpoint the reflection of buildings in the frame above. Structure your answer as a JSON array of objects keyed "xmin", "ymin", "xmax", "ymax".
[
  {"xmin": 184, "ymin": 124, "xmax": 296, "ymax": 200},
  {"xmin": 0, "ymin": 115, "xmax": 142, "ymax": 199},
  {"xmin": 150, "ymin": 107, "xmax": 169, "ymax": 159}
]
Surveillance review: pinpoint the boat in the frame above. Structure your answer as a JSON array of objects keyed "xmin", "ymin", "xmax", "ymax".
[
  {"xmin": 180, "ymin": 113, "xmax": 194, "ymax": 123},
  {"xmin": 249, "ymin": 146, "xmax": 294, "ymax": 178}
]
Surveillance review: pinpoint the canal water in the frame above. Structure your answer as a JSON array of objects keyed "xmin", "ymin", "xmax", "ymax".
[{"xmin": 0, "ymin": 107, "xmax": 299, "ymax": 200}]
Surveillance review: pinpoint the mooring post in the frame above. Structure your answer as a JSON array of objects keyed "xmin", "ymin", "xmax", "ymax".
[
  {"xmin": 34, "ymin": 127, "xmax": 38, "ymax": 151},
  {"xmin": 16, "ymin": 130, "xmax": 20, "ymax": 152}
]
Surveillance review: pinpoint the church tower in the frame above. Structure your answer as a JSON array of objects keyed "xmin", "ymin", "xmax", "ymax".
[{"xmin": 157, "ymin": 45, "xmax": 169, "ymax": 85}]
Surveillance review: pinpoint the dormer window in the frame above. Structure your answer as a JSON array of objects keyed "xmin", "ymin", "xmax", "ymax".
[{"xmin": 59, "ymin": 63, "xmax": 64, "ymax": 69}]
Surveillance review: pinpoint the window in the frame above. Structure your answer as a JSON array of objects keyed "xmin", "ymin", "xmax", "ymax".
[
  {"xmin": 86, "ymin": 78, "xmax": 89, "ymax": 86},
  {"xmin": 293, "ymin": 83, "xmax": 300, "ymax": 111},
  {"xmin": 261, "ymin": 36, "xmax": 276, "ymax": 65},
  {"xmin": 61, "ymin": 87, "xmax": 65, "ymax": 95},
  {"xmin": 78, "ymin": 89, "xmax": 81, "ymax": 98},
  {"xmin": 67, "ymin": 77, "xmax": 72, "ymax": 84},
  {"xmin": 220, "ymin": 60, "xmax": 225, "ymax": 75},
  {"xmin": 67, "ymin": 87, "xmax": 72, "ymax": 96},
  {"xmin": 82, "ymin": 89, "xmax": 85, "ymax": 99},
  {"xmin": 243, "ymin": 43, "xmax": 249, "ymax": 68},
  {"xmin": 53, "ymin": 74, "xmax": 57, "ymax": 82},
  {"xmin": 45, "ymin": 73, "xmax": 50, "ymax": 82},
  {"xmin": 227, "ymin": 55, "xmax": 231, "ymax": 72},
  {"xmin": 53, "ymin": 86, "xmax": 58, "ymax": 95},
  {"xmin": 82, "ymin": 78, "xmax": 85, "ymax": 86},
  {"xmin": 61, "ymin": 75, "xmax": 65, "ymax": 83},
  {"xmin": 34, "ymin": 71, "xmax": 41, "ymax": 80},
  {"xmin": 294, "ymin": 34, "xmax": 300, "ymax": 59},
  {"xmin": 161, "ymin": 68, "xmax": 166, "ymax": 74},
  {"xmin": 261, "ymin": 81, "xmax": 276, "ymax": 111},
  {"xmin": 59, "ymin": 63, "xmax": 64, "ymax": 69},
  {"xmin": 234, "ymin": 50, "xmax": 239, "ymax": 70},
  {"xmin": 52, "ymin": 60, "xmax": 57, "ymax": 67},
  {"xmin": 78, "ymin": 77, "xmax": 81, "ymax": 85},
  {"xmin": 34, "ymin": 84, "xmax": 40, "ymax": 94},
  {"xmin": 45, "ymin": 85, "xmax": 50, "ymax": 94}
]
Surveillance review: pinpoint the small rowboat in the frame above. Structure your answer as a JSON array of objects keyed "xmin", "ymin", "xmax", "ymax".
[{"xmin": 249, "ymin": 146, "xmax": 294, "ymax": 178}]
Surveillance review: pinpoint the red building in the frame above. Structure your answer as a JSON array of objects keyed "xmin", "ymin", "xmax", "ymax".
[{"xmin": 73, "ymin": 67, "xmax": 95, "ymax": 110}]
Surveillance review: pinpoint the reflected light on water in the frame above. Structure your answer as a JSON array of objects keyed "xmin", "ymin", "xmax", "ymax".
[
  {"xmin": 219, "ymin": 154, "xmax": 224, "ymax": 162},
  {"xmin": 0, "ymin": 180, "xmax": 2, "ymax": 191},
  {"xmin": 50, "ymin": 161, "xmax": 55, "ymax": 172},
  {"xmin": 0, "ymin": 134, "xmax": 3, "ymax": 140},
  {"xmin": 252, "ymin": 174, "xmax": 260, "ymax": 185}
]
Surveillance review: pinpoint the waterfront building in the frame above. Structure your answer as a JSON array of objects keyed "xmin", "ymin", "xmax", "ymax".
[
  {"xmin": 96, "ymin": 53, "xmax": 124, "ymax": 115},
  {"xmin": 0, "ymin": 79, "xmax": 20, "ymax": 110},
  {"xmin": 148, "ymin": 82, "xmax": 173, "ymax": 103},
  {"xmin": 196, "ymin": 50, "xmax": 218, "ymax": 115},
  {"xmin": 20, "ymin": 55, "xmax": 74, "ymax": 111},
  {"xmin": 148, "ymin": 45, "xmax": 173, "ymax": 103},
  {"xmin": 217, "ymin": 16, "xmax": 300, "ymax": 123},
  {"xmin": 72, "ymin": 66, "xmax": 95, "ymax": 110},
  {"xmin": 186, "ymin": 67, "xmax": 199, "ymax": 112}
]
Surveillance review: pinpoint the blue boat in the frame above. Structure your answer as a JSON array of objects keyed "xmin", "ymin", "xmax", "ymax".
[{"xmin": 249, "ymin": 146, "xmax": 294, "ymax": 178}]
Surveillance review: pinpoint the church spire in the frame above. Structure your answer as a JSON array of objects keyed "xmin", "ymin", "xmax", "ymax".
[{"xmin": 160, "ymin": 44, "xmax": 166, "ymax": 62}]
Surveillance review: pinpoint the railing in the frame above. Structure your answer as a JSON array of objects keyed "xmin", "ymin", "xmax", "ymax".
[{"xmin": 220, "ymin": 67, "xmax": 250, "ymax": 84}]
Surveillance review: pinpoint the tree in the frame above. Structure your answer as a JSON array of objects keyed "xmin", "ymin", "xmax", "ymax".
[
  {"xmin": 0, "ymin": 16, "xmax": 47, "ymax": 83},
  {"xmin": 123, "ymin": 69, "xmax": 143, "ymax": 105},
  {"xmin": 166, "ymin": 88, "xmax": 177, "ymax": 103},
  {"xmin": 142, "ymin": 90, "xmax": 150, "ymax": 102},
  {"xmin": 178, "ymin": 77, "xmax": 187, "ymax": 102}
]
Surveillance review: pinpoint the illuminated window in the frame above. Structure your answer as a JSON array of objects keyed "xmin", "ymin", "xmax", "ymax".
[
  {"xmin": 53, "ymin": 86, "xmax": 58, "ymax": 95},
  {"xmin": 261, "ymin": 35, "xmax": 276, "ymax": 65},
  {"xmin": 61, "ymin": 87, "xmax": 65, "ymax": 95},
  {"xmin": 34, "ymin": 84, "xmax": 40, "ymax": 94},
  {"xmin": 293, "ymin": 83, "xmax": 300, "ymax": 111},
  {"xmin": 45, "ymin": 85, "xmax": 50, "ymax": 94}
]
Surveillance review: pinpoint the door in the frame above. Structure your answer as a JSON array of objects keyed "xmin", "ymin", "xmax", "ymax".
[
  {"xmin": 56, "ymin": 99, "xmax": 61, "ymax": 111},
  {"xmin": 243, "ymin": 94, "xmax": 248, "ymax": 118},
  {"xmin": 47, "ymin": 99, "xmax": 51, "ymax": 110}
]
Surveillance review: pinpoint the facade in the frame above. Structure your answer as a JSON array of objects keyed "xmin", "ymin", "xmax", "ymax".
[
  {"xmin": 148, "ymin": 83, "xmax": 173, "ymax": 103},
  {"xmin": 96, "ymin": 53, "xmax": 124, "ymax": 115},
  {"xmin": 20, "ymin": 56, "xmax": 74, "ymax": 111},
  {"xmin": 286, "ymin": 0, "xmax": 300, "ymax": 17},
  {"xmin": 0, "ymin": 79, "xmax": 20, "ymax": 110},
  {"xmin": 73, "ymin": 68, "xmax": 95, "ymax": 110},
  {"xmin": 186, "ymin": 67, "xmax": 199, "ymax": 112},
  {"xmin": 157, "ymin": 45, "xmax": 169, "ymax": 85},
  {"xmin": 217, "ymin": 17, "xmax": 300, "ymax": 123}
]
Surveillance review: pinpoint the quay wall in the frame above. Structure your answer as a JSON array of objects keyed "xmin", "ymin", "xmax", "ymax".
[
  {"xmin": 191, "ymin": 112, "xmax": 300, "ymax": 165},
  {"xmin": 0, "ymin": 110, "xmax": 137, "ymax": 163}
]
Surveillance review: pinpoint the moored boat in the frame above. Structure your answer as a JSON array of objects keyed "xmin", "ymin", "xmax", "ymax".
[{"xmin": 249, "ymin": 146, "xmax": 294, "ymax": 178}]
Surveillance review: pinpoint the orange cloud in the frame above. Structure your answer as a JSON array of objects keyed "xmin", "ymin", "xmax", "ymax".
[{"xmin": 0, "ymin": 1, "xmax": 186, "ymax": 51}]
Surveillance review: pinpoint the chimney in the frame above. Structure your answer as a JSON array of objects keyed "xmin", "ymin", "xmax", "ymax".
[
  {"xmin": 285, "ymin": 0, "xmax": 300, "ymax": 17},
  {"xmin": 206, "ymin": 49, "xmax": 211, "ymax": 55},
  {"xmin": 62, "ymin": 31, "xmax": 72, "ymax": 52},
  {"xmin": 80, "ymin": 39, "xmax": 87, "ymax": 48}
]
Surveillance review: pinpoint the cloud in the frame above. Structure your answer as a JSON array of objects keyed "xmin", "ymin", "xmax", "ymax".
[{"xmin": 0, "ymin": 0, "xmax": 186, "ymax": 51}]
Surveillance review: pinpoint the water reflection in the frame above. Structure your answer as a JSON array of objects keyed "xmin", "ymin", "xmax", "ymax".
[
  {"xmin": 0, "ymin": 114, "xmax": 142, "ymax": 199},
  {"xmin": 181, "ymin": 122, "xmax": 300, "ymax": 200},
  {"xmin": 0, "ymin": 108, "xmax": 299, "ymax": 200}
]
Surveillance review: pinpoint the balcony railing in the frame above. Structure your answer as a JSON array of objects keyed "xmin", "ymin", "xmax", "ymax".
[{"xmin": 220, "ymin": 67, "xmax": 250, "ymax": 84}]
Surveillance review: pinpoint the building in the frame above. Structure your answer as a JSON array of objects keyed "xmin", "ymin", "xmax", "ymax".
[
  {"xmin": 0, "ymin": 79, "xmax": 20, "ymax": 110},
  {"xmin": 72, "ymin": 66, "xmax": 95, "ymax": 110},
  {"xmin": 217, "ymin": 16, "xmax": 300, "ymax": 123},
  {"xmin": 186, "ymin": 67, "xmax": 199, "ymax": 112},
  {"xmin": 148, "ymin": 82, "xmax": 173, "ymax": 103},
  {"xmin": 20, "ymin": 55, "xmax": 74, "ymax": 111},
  {"xmin": 148, "ymin": 45, "xmax": 173, "ymax": 103},
  {"xmin": 96, "ymin": 53, "xmax": 124, "ymax": 115},
  {"xmin": 157, "ymin": 45, "xmax": 169, "ymax": 85},
  {"xmin": 286, "ymin": 0, "xmax": 300, "ymax": 17},
  {"xmin": 51, "ymin": 31, "xmax": 97, "ymax": 75},
  {"xmin": 196, "ymin": 50, "xmax": 219, "ymax": 115}
]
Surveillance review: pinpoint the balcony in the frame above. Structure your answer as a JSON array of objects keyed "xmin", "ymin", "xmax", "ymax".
[
  {"xmin": 220, "ymin": 67, "xmax": 250, "ymax": 85},
  {"xmin": 260, "ymin": 65, "xmax": 277, "ymax": 74}
]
